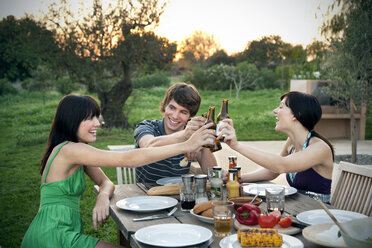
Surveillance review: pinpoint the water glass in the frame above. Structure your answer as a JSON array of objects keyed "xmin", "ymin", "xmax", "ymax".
[
  {"xmin": 212, "ymin": 201, "xmax": 234, "ymax": 237},
  {"xmin": 179, "ymin": 182, "xmax": 195, "ymax": 211},
  {"xmin": 265, "ymin": 186, "xmax": 285, "ymax": 213}
]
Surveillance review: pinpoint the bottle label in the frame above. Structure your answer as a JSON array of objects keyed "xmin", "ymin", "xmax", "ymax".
[
  {"xmin": 210, "ymin": 186, "xmax": 222, "ymax": 200},
  {"xmin": 216, "ymin": 122, "xmax": 227, "ymax": 137}
]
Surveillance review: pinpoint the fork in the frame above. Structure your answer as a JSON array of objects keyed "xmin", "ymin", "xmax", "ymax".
[{"xmin": 133, "ymin": 207, "xmax": 178, "ymax": 222}]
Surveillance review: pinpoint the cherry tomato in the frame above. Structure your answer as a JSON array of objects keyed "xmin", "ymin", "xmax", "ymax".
[
  {"xmin": 278, "ymin": 216, "xmax": 292, "ymax": 228},
  {"xmin": 258, "ymin": 214, "xmax": 277, "ymax": 228},
  {"xmin": 269, "ymin": 210, "xmax": 282, "ymax": 223}
]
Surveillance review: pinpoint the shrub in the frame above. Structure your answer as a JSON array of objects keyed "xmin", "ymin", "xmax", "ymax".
[
  {"xmin": 56, "ymin": 76, "xmax": 82, "ymax": 95},
  {"xmin": 132, "ymin": 72, "xmax": 170, "ymax": 89},
  {"xmin": 0, "ymin": 78, "xmax": 18, "ymax": 95},
  {"xmin": 256, "ymin": 68, "xmax": 280, "ymax": 89}
]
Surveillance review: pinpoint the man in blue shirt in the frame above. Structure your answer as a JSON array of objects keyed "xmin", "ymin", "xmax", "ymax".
[{"xmin": 134, "ymin": 82, "xmax": 217, "ymax": 183}]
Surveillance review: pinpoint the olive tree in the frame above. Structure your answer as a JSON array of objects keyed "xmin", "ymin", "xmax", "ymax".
[{"xmin": 44, "ymin": 0, "xmax": 176, "ymax": 128}]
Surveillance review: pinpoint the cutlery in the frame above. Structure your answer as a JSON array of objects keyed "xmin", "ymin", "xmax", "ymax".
[
  {"xmin": 249, "ymin": 193, "xmax": 259, "ymax": 204},
  {"xmin": 317, "ymin": 199, "xmax": 350, "ymax": 235},
  {"xmin": 283, "ymin": 213, "xmax": 309, "ymax": 229},
  {"xmin": 133, "ymin": 207, "xmax": 177, "ymax": 222}
]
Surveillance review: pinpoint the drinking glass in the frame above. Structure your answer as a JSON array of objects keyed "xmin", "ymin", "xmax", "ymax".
[
  {"xmin": 212, "ymin": 201, "xmax": 234, "ymax": 237},
  {"xmin": 265, "ymin": 186, "xmax": 285, "ymax": 213},
  {"xmin": 179, "ymin": 182, "xmax": 195, "ymax": 211}
]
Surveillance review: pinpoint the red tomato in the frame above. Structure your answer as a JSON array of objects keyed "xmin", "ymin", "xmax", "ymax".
[
  {"xmin": 278, "ymin": 216, "xmax": 292, "ymax": 228},
  {"xmin": 258, "ymin": 214, "xmax": 277, "ymax": 228},
  {"xmin": 269, "ymin": 210, "xmax": 282, "ymax": 223}
]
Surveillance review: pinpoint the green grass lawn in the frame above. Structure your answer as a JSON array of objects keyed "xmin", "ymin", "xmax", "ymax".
[{"xmin": 0, "ymin": 88, "xmax": 370, "ymax": 247}]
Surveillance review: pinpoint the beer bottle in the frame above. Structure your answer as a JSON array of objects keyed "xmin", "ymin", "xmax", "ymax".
[
  {"xmin": 216, "ymin": 99, "xmax": 230, "ymax": 141},
  {"xmin": 210, "ymin": 138, "xmax": 222, "ymax": 153},
  {"xmin": 227, "ymin": 156, "xmax": 237, "ymax": 182},
  {"xmin": 202, "ymin": 106, "xmax": 216, "ymax": 149},
  {"xmin": 228, "ymin": 156, "xmax": 237, "ymax": 170}
]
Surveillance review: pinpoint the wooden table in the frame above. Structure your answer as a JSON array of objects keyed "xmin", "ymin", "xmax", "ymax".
[{"xmin": 94, "ymin": 183, "xmax": 333, "ymax": 248}]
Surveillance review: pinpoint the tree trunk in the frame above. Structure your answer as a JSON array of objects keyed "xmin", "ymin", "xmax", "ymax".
[
  {"xmin": 98, "ymin": 61, "xmax": 133, "ymax": 128},
  {"xmin": 350, "ymin": 99, "xmax": 357, "ymax": 163}
]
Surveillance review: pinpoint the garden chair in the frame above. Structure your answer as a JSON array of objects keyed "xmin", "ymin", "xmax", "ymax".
[
  {"xmin": 331, "ymin": 161, "xmax": 372, "ymax": 216},
  {"xmin": 107, "ymin": 145, "xmax": 136, "ymax": 184}
]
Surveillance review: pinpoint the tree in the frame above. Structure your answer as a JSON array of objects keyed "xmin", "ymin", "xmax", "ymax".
[
  {"xmin": 179, "ymin": 30, "xmax": 221, "ymax": 68},
  {"xmin": 0, "ymin": 15, "xmax": 59, "ymax": 81},
  {"xmin": 44, "ymin": 0, "xmax": 176, "ymax": 128},
  {"xmin": 320, "ymin": 0, "xmax": 372, "ymax": 162},
  {"xmin": 239, "ymin": 35, "xmax": 288, "ymax": 70},
  {"xmin": 205, "ymin": 49, "xmax": 235, "ymax": 67},
  {"xmin": 22, "ymin": 65, "xmax": 55, "ymax": 104},
  {"xmin": 209, "ymin": 62, "xmax": 259, "ymax": 99}
]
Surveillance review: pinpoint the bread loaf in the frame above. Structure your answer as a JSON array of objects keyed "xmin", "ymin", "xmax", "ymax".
[
  {"xmin": 147, "ymin": 184, "xmax": 180, "ymax": 196},
  {"xmin": 201, "ymin": 208, "xmax": 213, "ymax": 218},
  {"xmin": 193, "ymin": 200, "xmax": 213, "ymax": 214},
  {"xmin": 147, "ymin": 181, "xmax": 211, "ymax": 196}
]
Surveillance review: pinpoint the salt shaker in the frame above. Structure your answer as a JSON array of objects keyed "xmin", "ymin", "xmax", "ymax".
[{"xmin": 195, "ymin": 174, "xmax": 208, "ymax": 204}]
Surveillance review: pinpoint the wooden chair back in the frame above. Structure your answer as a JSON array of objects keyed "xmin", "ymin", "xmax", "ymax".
[
  {"xmin": 331, "ymin": 161, "xmax": 372, "ymax": 216},
  {"xmin": 107, "ymin": 145, "xmax": 136, "ymax": 184}
]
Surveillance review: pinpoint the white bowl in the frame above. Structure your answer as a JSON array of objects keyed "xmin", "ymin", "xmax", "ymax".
[
  {"xmin": 340, "ymin": 216, "xmax": 372, "ymax": 248},
  {"xmin": 190, "ymin": 209, "xmax": 214, "ymax": 224}
]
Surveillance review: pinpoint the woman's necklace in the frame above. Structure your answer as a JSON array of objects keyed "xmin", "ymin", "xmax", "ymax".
[{"xmin": 289, "ymin": 131, "xmax": 312, "ymax": 183}]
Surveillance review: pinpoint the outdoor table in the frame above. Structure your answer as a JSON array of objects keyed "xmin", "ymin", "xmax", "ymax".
[{"xmin": 94, "ymin": 182, "xmax": 334, "ymax": 248}]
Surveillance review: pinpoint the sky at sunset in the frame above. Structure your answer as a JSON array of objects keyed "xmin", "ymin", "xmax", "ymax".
[{"xmin": 0, "ymin": 0, "xmax": 338, "ymax": 54}]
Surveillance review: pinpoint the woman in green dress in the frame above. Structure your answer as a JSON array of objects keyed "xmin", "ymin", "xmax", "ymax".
[{"xmin": 21, "ymin": 94, "xmax": 215, "ymax": 248}]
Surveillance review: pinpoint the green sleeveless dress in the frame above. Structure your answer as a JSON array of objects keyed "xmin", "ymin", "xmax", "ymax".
[{"xmin": 21, "ymin": 141, "xmax": 99, "ymax": 248}]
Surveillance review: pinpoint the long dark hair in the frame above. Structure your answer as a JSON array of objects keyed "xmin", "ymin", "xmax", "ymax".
[
  {"xmin": 40, "ymin": 94, "xmax": 101, "ymax": 174},
  {"xmin": 281, "ymin": 91, "xmax": 334, "ymax": 161}
]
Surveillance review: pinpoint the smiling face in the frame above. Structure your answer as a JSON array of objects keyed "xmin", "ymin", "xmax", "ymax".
[
  {"xmin": 273, "ymin": 97, "xmax": 295, "ymax": 133},
  {"xmin": 163, "ymin": 99, "xmax": 191, "ymax": 134},
  {"xmin": 77, "ymin": 116, "xmax": 101, "ymax": 143}
]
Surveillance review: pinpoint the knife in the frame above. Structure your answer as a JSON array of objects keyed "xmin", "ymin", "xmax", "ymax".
[
  {"xmin": 133, "ymin": 207, "xmax": 177, "ymax": 222},
  {"xmin": 283, "ymin": 213, "xmax": 310, "ymax": 229}
]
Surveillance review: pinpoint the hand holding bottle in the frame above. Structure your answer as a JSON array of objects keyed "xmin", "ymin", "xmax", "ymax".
[
  {"xmin": 183, "ymin": 116, "xmax": 207, "ymax": 140},
  {"xmin": 185, "ymin": 122, "xmax": 215, "ymax": 152},
  {"xmin": 216, "ymin": 119, "xmax": 238, "ymax": 149}
]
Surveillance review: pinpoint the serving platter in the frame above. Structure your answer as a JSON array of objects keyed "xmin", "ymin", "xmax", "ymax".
[
  {"xmin": 243, "ymin": 184, "xmax": 297, "ymax": 197},
  {"xmin": 233, "ymin": 219, "xmax": 301, "ymax": 235},
  {"xmin": 220, "ymin": 233, "xmax": 304, "ymax": 248}
]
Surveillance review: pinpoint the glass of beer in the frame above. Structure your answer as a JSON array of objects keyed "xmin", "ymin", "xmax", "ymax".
[{"xmin": 212, "ymin": 201, "xmax": 234, "ymax": 237}]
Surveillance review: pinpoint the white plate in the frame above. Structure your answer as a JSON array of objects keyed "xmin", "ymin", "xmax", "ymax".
[
  {"xmin": 296, "ymin": 209, "xmax": 367, "ymax": 225},
  {"xmin": 135, "ymin": 223, "xmax": 212, "ymax": 247},
  {"xmin": 156, "ymin": 177, "xmax": 182, "ymax": 185},
  {"xmin": 220, "ymin": 233, "xmax": 304, "ymax": 248},
  {"xmin": 190, "ymin": 208, "xmax": 214, "ymax": 224},
  {"xmin": 116, "ymin": 196, "xmax": 178, "ymax": 212},
  {"xmin": 243, "ymin": 183, "xmax": 297, "ymax": 196},
  {"xmin": 302, "ymin": 223, "xmax": 346, "ymax": 247}
]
